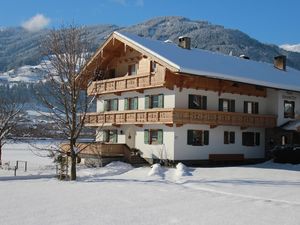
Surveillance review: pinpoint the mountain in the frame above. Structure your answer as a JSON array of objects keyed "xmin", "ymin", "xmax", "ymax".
[
  {"xmin": 280, "ymin": 44, "xmax": 300, "ymax": 53},
  {"xmin": 0, "ymin": 16, "xmax": 300, "ymax": 74}
]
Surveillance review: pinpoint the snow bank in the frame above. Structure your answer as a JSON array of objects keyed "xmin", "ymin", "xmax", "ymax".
[
  {"xmin": 175, "ymin": 162, "xmax": 191, "ymax": 178},
  {"xmin": 148, "ymin": 163, "xmax": 163, "ymax": 177}
]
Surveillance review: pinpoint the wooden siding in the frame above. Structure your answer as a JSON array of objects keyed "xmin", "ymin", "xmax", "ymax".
[{"xmin": 82, "ymin": 108, "xmax": 277, "ymax": 128}]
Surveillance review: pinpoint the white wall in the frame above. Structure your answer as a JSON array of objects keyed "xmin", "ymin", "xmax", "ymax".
[
  {"xmin": 173, "ymin": 125, "xmax": 265, "ymax": 160},
  {"xmin": 96, "ymin": 87, "xmax": 175, "ymax": 112},
  {"xmin": 175, "ymin": 87, "xmax": 267, "ymax": 113}
]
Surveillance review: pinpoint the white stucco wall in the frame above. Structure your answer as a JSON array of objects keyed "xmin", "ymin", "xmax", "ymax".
[
  {"xmin": 173, "ymin": 124, "xmax": 265, "ymax": 160},
  {"xmin": 175, "ymin": 87, "xmax": 267, "ymax": 113}
]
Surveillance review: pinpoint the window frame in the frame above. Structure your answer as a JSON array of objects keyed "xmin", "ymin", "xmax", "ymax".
[
  {"xmin": 187, "ymin": 130, "xmax": 209, "ymax": 146},
  {"xmin": 144, "ymin": 129, "xmax": 163, "ymax": 145},
  {"xmin": 188, "ymin": 94, "xmax": 207, "ymax": 110},
  {"xmin": 128, "ymin": 64, "xmax": 137, "ymax": 75},
  {"xmin": 284, "ymin": 100, "xmax": 295, "ymax": 119},
  {"xmin": 244, "ymin": 101, "xmax": 259, "ymax": 114},
  {"xmin": 219, "ymin": 99, "xmax": 235, "ymax": 112},
  {"xmin": 242, "ymin": 132, "xmax": 260, "ymax": 146},
  {"xmin": 224, "ymin": 131, "xmax": 235, "ymax": 144}
]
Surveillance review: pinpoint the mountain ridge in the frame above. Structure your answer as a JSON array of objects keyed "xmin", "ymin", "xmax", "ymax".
[{"xmin": 0, "ymin": 16, "xmax": 299, "ymax": 73}]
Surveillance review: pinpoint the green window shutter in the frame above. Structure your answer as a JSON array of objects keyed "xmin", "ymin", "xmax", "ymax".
[
  {"xmin": 229, "ymin": 132, "xmax": 235, "ymax": 144},
  {"xmin": 157, "ymin": 130, "xmax": 163, "ymax": 144},
  {"xmin": 224, "ymin": 131, "xmax": 229, "ymax": 144},
  {"xmin": 144, "ymin": 129, "xmax": 149, "ymax": 144},
  {"xmin": 187, "ymin": 130, "xmax": 193, "ymax": 145},
  {"xmin": 113, "ymin": 130, "xmax": 118, "ymax": 143},
  {"xmin": 103, "ymin": 130, "xmax": 108, "ymax": 142},
  {"xmin": 134, "ymin": 97, "xmax": 138, "ymax": 110},
  {"xmin": 219, "ymin": 99, "xmax": 223, "ymax": 111},
  {"xmin": 230, "ymin": 100, "xmax": 235, "ymax": 112},
  {"xmin": 145, "ymin": 96, "xmax": 150, "ymax": 109},
  {"xmin": 188, "ymin": 95, "xmax": 194, "ymax": 109},
  {"xmin": 244, "ymin": 101, "xmax": 248, "ymax": 113},
  {"xmin": 203, "ymin": 130, "xmax": 209, "ymax": 145},
  {"xmin": 113, "ymin": 99, "xmax": 118, "ymax": 111},
  {"xmin": 124, "ymin": 98, "xmax": 129, "ymax": 110},
  {"xmin": 202, "ymin": 96, "xmax": 207, "ymax": 110},
  {"xmin": 158, "ymin": 94, "xmax": 164, "ymax": 108},
  {"xmin": 255, "ymin": 133, "xmax": 260, "ymax": 145},
  {"xmin": 254, "ymin": 102, "xmax": 259, "ymax": 114},
  {"xmin": 104, "ymin": 100, "xmax": 108, "ymax": 111}
]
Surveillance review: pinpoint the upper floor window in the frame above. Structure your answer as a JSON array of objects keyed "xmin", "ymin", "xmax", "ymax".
[
  {"xmin": 145, "ymin": 94, "xmax": 164, "ymax": 109},
  {"xmin": 244, "ymin": 101, "xmax": 259, "ymax": 114},
  {"xmin": 187, "ymin": 130, "xmax": 209, "ymax": 146},
  {"xmin": 109, "ymin": 69, "xmax": 116, "ymax": 78},
  {"xmin": 150, "ymin": 61, "xmax": 157, "ymax": 73},
  {"xmin": 104, "ymin": 99, "xmax": 118, "ymax": 111},
  {"xmin": 284, "ymin": 100, "xmax": 295, "ymax": 118},
  {"xmin": 144, "ymin": 129, "xmax": 163, "ymax": 145},
  {"xmin": 128, "ymin": 64, "xmax": 137, "ymax": 75},
  {"xmin": 124, "ymin": 97, "xmax": 138, "ymax": 110},
  {"xmin": 219, "ymin": 99, "xmax": 235, "ymax": 112},
  {"xmin": 188, "ymin": 95, "xmax": 207, "ymax": 110},
  {"xmin": 242, "ymin": 132, "xmax": 260, "ymax": 146},
  {"xmin": 224, "ymin": 131, "xmax": 235, "ymax": 144}
]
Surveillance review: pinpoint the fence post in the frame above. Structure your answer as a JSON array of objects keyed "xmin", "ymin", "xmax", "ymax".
[
  {"xmin": 14, "ymin": 166, "xmax": 17, "ymax": 176},
  {"xmin": 16, "ymin": 160, "xmax": 19, "ymax": 170},
  {"xmin": 24, "ymin": 161, "xmax": 27, "ymax": 172}
]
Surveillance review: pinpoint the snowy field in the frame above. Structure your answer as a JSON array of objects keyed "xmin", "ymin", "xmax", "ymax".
[{"xmin": 0, "ymin": 141, "xmax": 300, "ymax": 225}]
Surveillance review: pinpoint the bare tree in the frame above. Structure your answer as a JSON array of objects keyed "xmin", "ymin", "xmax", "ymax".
[
  {"xmin": 0, "ymin": 98, "xmax": 23, "ymax": 165},
  {"xmin": 38, "ymin": 24, "xmax": 95, "ymax": 180}
]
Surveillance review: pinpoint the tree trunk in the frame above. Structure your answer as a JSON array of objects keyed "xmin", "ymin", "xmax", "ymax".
[
  {"xmin": 70, "ymin": 142, "xmax": 77, "ymax": 180},
  {"xmin": 70, "ymin": 154, "xmax": 76, "ymax": 180}
]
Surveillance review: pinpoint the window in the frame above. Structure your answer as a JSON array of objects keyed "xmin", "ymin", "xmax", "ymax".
[
  {"xmin": 150, "ymin": 61, "xmax": 157, "ymax": 73},
  {"xmin": 224, "ymin": 131, "xmax": 235, "ymax": 144},
  {"xmin": 284, "ymin": 100, "xmax": 295, "ymax": 118},
  {"xmin": 242, "ymin": 132, "xmax": 260, "ymax": 146},
  {"xmin": 244, "ymin": 101, "xmax": 259, "ymax": 114},
  {"xmin": 103, "ymin": 130, "xmax": 118, "ymax": 143},
  {"xmin": 187, "ymin": 130, "xmax": 209, "ymax": 146},
  {"xmin": 188, "ymin": 95, "xmax": 207, "ymax": 110},
  {"xmin": 128, "ymin": 64, "xmax": 137, "ymax": 75},
  {"xmin": 219, "ymin": 99, "xmax": 235, "ymax": 112},
  {"xmin": 109, "ymin": 69, "xmax": 116, "ymax": 78},
  {"xmin": 145, "ymin": 94, "xmax": 164, "ymax": 109},
  {"xmin": 124, "ymin": 97, "xmax": 138, "ymax": 110},
  {"xmin": 104, "ymin": 99, "xmax": 118, "ymax": 111},
  {"xmin": 144, "ymin": 129, "xmax": 163, "ymax": 145}
]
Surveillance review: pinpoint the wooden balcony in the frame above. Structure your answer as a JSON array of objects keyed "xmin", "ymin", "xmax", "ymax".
[
  {"xmin": 60, "ymin": 142, "xmax": 126, "ymax": 157},
  {"xmin": 87, "ymin": 69, "xmax": 166, "ymax": 96},
  {"xmin": 83, "ymin": 108, "xmax": 277, "ymax": 128}
]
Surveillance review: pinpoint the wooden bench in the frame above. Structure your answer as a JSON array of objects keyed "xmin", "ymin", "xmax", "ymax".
[{"xmin": 209, "ymin": 154, "xmax": 244, "ymax": 162}]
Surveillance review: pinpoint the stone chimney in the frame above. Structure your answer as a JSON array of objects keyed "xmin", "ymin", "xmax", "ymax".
[
  {"xmin": 274, "ymin": 55, "xmax": 286, "ymax": 71},
  {"xmin": 178, "ymin": 36, "xmax": 191, "ymax": 50}
]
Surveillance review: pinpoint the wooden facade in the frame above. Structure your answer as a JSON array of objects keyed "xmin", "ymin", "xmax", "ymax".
[{"xmin": 82, "ymin": 108, "xmax": 276, "ymax": 128}]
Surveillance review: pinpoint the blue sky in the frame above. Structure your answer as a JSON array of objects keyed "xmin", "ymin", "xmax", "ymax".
[{"xmin": 0, "ymin": 0, "xmax": 299, "ymax": 45}]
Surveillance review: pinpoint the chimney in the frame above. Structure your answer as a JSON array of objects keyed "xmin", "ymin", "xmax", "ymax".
[
  {"xmin": 274, "ymin": 55, "xmax": 286, "ymax": 71},
  {"xmin": 178, "ymin": 36, "xmax": 191, "ymax": 50}
]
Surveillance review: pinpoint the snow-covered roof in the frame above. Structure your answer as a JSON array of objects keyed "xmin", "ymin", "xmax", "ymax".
[{"xmin": 116, "ymin": 31, "xmax": 300, "ymax": 92}]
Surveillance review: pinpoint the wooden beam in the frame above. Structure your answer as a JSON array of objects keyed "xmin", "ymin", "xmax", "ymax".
[
  {"xmin": 240, "ymin": 126, "xmax": 248, "ymax": 130},
  {"xmin": 165, "ymin": 124, "xmax": 173, "ymax": 127},
  {"xmin": 176, "ymin": 124, "xmax": 183, "ymax": 127},
  {"xmin": 210, "ymin": 125, "xmax": 217, "ymax": 129},
  {"xmin": 135, "ymin": 124, "xmax": 143, "ymax": 127}
]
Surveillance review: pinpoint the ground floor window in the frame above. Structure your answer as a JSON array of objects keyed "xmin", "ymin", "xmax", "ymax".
[
  {"xmin": 103, "ymin": 130, "xmax": 118, "ymax": 143},
  {"xmin": 224, "ymin": 131, "xmax": 235, "ymax": 144},
  {"xmin": 187, "ymin": 130, "xmax": 209, "ymax": 146},
  {"xmin": 144, "ymin": 129, "xmax": 163, "ymax": 144},
  {"xmin": 242, "ymin": 132, "xmax": 260, "ymax": 146}
]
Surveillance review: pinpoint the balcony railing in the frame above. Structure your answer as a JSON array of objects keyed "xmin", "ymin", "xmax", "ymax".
[
  {"xmin": 87, "ymin": 69, "xmax": 166, "ymax": 96},
  {"xmin": 82, "ymin": 108, "xmax": 277, "ymax": 128}
]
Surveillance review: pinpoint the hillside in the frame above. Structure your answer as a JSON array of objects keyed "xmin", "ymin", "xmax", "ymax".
[{"xmin": 0, "ymin": 16, "xmax": 300, "ymax": 73}]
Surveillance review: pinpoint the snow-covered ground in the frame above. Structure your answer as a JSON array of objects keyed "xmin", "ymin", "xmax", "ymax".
[{"xmin": 0, "ymin": 141, "xmax": 300, "ymax": 225}]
